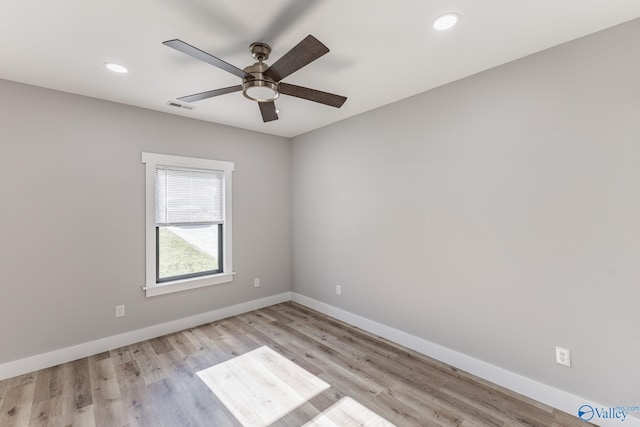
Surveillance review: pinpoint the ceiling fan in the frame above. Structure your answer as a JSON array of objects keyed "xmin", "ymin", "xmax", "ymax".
[{"xmin": 163, "ymin": 35, "xmax": 347, "ymax": 122}]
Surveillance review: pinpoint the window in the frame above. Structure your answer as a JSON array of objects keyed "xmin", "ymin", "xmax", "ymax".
[{"xmin": 142, "ymin": 153, "xmax": 234, "ymax": 297}]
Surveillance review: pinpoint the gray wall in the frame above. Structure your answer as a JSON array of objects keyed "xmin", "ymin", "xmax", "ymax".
[
  {"xmin": 291, "ymin": 19, "xmax": 640, "ymax": 405},
  {"xmin": 0, "ymin": 80, "xmax": 291, "ymax": 364}
]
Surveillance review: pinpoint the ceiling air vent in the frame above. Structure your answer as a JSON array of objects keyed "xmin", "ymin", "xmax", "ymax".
[{"xmin": 166, "ymin": 100, "xmax": 196, "ymax": 111}]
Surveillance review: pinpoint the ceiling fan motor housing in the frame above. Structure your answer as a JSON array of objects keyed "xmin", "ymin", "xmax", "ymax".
[{"xmin": 242, "ymin": 43, "xmax": 280, "ymax": 102}]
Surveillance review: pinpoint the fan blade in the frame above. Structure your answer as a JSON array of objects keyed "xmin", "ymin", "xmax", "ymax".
[
  {"xmin": 163, "ymin": 39, "xmax": 252, "ymax": 79},
  {"xmin": 259, "ymin": 101, "xmax": 279, "ymax": 122},
  {"xmin": 279, "ymin": 83, "xmax": 347, "ymax": 108},
  {"xmin": 178, "ymin": 85, "xmax": 242, "ymax": 103},
  {"xmin": 263, "ymin": 35, "xmax": 329, "ymax": 82}
]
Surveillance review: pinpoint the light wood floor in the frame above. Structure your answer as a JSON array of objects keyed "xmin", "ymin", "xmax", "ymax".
[{"xmin": 0, "ymin": 302, "xmax": 591, "ymax": 426}]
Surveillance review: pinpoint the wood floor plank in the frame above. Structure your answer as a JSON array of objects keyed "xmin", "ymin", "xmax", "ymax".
[
  {"xmin": 87, "ymin": 354, "xmax": 128, "ymax": 427},
  {"xmin": 387, "ymin": 383, "xmax": 483, "ymax": 427},
  {"xmin": 182, "ymin": 326, "xmax": 231, "ymax": 365},
  {"xmin": 237, "ymin": 314, "xmax": 295, "ymax": 347},
  {"xmin": 259, "ymin": 304, "xmax": 300, "ymax": 324},
  {"xmin": 0, "ymin": 381, "xmax": 36, "ymax": 427},
  {"xmin": 164, "ymin": 332, "xmax": 212, "ymax": 375},
  {"xmin": 60, "ymin": 361, "xmax": 94, "ymax": 426},
  {"xmin": 28, "ymin": 396, "xmax": 64, "ymax": 427},
  {"xmin": 64, "ymin": 358, "xmax": 93, "ymax": 410},
  {"xmin": 114, "ymin": 360, "xmax": 145, "ymax": 394},
  {"xmin": 159, "ymin": 347, "xmax": 245, "ymax": 426},
  {"xmin": 62, "ymin": 403, "xmax": 95, "ymax": 427},
  {"xmin": 32, "ymin": 367, "xmax": 54, "ymax": 405},
  {"xmin": 127, "ymin": 341, "xmax": 167, "ymax": 386},
  {"xmin": 238, "ymin": 308, "xmax": 279, "ymax": 324},
  {"xmin": 368, "ymin": 388, "xmax": 433, "ymax": 427},
  {"xmin": 438, "ymin": 378, "xmax": 549, "ymax": 426},
  {"xmin": 110, "ymin": 346, "xmax": 135, "ymax": 366},
  {"xmin": 148, "ymin": 336, "xmax": 174, "ymax": 356},
  {"xmin": 33, "ymin": 364, "xmax": 65, "ymax": 407},
  {"xmin": 288, "ymin": 340, "xmax": 386, "ymax": 398},
  {"xmin": 0, "ymin": 302, "xmax": 594, "ymax": 427},
  {"xmin": 120, "ymin": 385, "xmax": 163, "ymax": 427},
  {"xmin": 144, "ymin": 378, "xmax": 201, "ymax": 427},
  {"xmin": 204, "ymin": 319, "xmax": 262, "ymax": 356},
  {"xmin": 164, "ymin": 331, "xmax": 198, "ymax": 357}
]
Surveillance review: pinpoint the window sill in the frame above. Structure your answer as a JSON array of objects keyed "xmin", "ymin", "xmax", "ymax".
[{"xmin": 143, "ymin": 272, "xmax": 235, "ymax": 297}]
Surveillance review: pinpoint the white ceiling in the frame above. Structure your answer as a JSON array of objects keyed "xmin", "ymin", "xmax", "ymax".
[{"xmin": 1, "ymin": 1, "xmax": 639, "ymax": 138}]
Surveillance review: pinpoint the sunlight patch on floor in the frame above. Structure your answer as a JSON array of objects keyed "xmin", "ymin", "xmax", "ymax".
[
  {"xmin": 197, "ymin": 346, "xmax": 330, "ymax": 426},
  {"xmin": 303, "ymin": 397, "xmax": 396, "ymax": 427}
]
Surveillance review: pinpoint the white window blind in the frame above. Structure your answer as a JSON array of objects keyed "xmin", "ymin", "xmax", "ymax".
[{"xmin": 155, "ymin": 166, "xmax": 223, "ymax": 226}]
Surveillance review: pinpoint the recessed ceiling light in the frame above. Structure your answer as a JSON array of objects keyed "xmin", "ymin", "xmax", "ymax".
[
  {"xmin": 433, "ymin": 13, "xmax": 460, "ymax": 31},
  {"xmin": 104, "ymin": 62, "xmax": 128, "ymax": 73}
]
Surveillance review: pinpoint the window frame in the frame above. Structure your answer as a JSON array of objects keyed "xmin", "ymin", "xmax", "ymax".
[{"xmin": 142, "ymin": 152, "xmax": 234, "ymax": 297}]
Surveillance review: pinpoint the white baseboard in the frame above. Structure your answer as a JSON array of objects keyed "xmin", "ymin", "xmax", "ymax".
[
  {"xmin": 291, "ymin": 293, "xmax": 639, "ymax": 427},
  {"xmin": 0, "ymin": 292, "xmax": 292, "ymax": 381}
]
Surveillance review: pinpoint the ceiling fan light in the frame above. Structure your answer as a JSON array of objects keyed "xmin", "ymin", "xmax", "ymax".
[
  {"xmin": 242, "ymin": 79, "xmax": 280, "ymax": 102},
  {"xmin": 433, "ymin": 13, "xmax": 460, "ymax": 31}
]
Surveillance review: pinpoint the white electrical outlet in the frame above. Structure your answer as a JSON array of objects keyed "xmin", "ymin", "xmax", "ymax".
[
  {"xmin": 336, "ymin": 285, "xmax": 342, "ymax": 295},
  {"xmin": 115, "ymin": 305, "xmax": 125, "ymax": 318},
  {"xmin": 556, "ymin": 346, "xmax": 571, "ymax": 367},
  {"xmin": 254, "ymin": 278, "xmax": 260, "ymax": 288}
]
